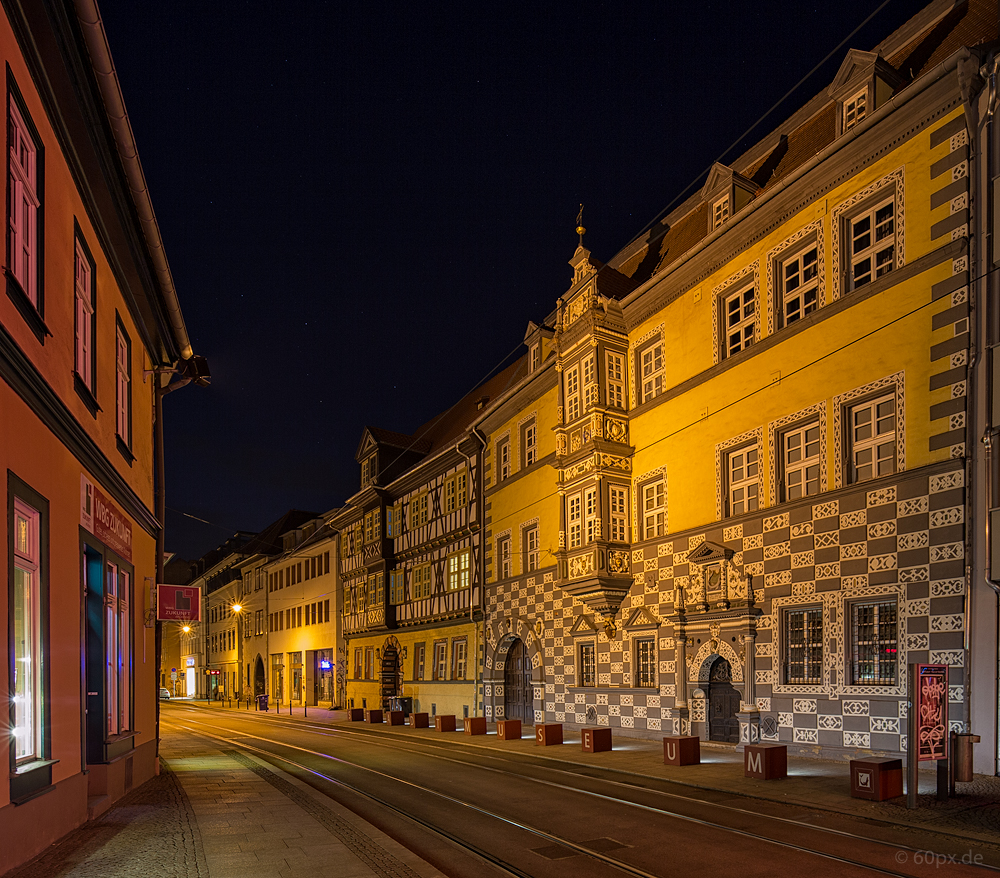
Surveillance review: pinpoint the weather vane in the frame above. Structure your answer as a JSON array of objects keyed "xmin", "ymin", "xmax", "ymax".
[{"xmin": 576, "ymin": 203, "xmax": 586, "ymax": 245}]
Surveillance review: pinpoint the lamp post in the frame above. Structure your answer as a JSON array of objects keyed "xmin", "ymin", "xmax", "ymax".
[{"xmin": 232, "ymin": 602, "xmax": 243, "ymax": 704}]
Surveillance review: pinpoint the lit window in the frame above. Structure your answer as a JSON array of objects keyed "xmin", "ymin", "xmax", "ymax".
[
  {"xmin": 635, "ymin": 639, "xmax": 656, "ymax": 687},
  {"xmin": 843, "ymin": 89, "xmax": 867, "ymax": 131},
  {"xmin": 105, "ymin": 562, "xmax": 131, "ymax": 735},
  {"xmin": 852, "ymin": 600, "xmax": 897, "ymax": 685},
  {"xmin": 850, "ymin": 198, "xmax": 894, "ymax": 290},
  {"xmin": 12, "ymin": 498, "xmax": 42, "ymax": 764},
  {"xmin": 781, "ymin": 421, "xmax": 821, "ymax": 500},
  {"xmin": 642, "ymin": 480, "xmax": 666, "ymax": 539},
  {"xmin": 607, "ymin": 352, "xmax": 625, "ymax": 409},
  {"xmin": 723, "ymin": 285, "xmax": 755, "ymax": 357},
  {"xmin": 780, "ymin": 245, "xmax": 818, "ymax": 327},
  {"xmin": 9, "ymin": 96, "xmax": 39, "ymax": 306},
  {"xmin": 785, "ymin": 608, "xmax": 823, "ymax": 684},
  {"xmin": 849, "ymin": 394, "xmax": 895, "ymax": 483},
  {"xmin": 579, "ymin": 642, "xmax": 596, "ymax": 687},
  {"xmin": 727, "ymin": 445, "xmax": 759, "ymax": 515},
  {"xmin": 447, "ymin": 549, "xmax": 470, "ymax": 590},
  {"xmin": 609, "ymin": 486, "xmax": 628, "ymax": 542}
]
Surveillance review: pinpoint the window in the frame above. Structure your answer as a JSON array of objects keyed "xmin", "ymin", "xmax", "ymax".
[
  {"xmin": 851, "ymin": 600, "xmax": 897, "ymax": 684},
  {"xmin": 354, "ymin": 648, "xmax": 362, "ymax": 679},
  {"xmin": 579, "ymin": 642, "xmax": 596, "ymax": 687},
  {"xmin": 779, "ymin": 245, "xmax": 818, "ymax": 327},
  {"xmin": 12, "ymin": 497, "xmax": 43, "ymax": 764},
  {"xmin": 568, "ymin": 493, "xmax": 582, "ymax": 548},
  {"xmin": 360, "ymin": 454, "xmax": 376, "ymax": 486},
  {"xmin": 412, "ymin": 564, "xmax": 432, "ymax": 599},
  {"xmin": 364, "ymin": 508, "xmax": 380, "ymax": 544},
  {"xmin": 848, "ymin": 394, "xmax": 895, "ymax": 483},
  {"xmin": 723, "ymin": 285, "xmax": 755, "ymax": 357},
  {"xmin": 521, "ymin": 420, "xmax": 537, "ymax": 467},
  {"xmin": 324, "ymin": 599, "xmax": 330, "ymax": 622},
  {"xmin": 408, "ymin": 493, "xmax": 428, "ymax": 529},
  {"xmin": 452, "ymin": 639, "xmax": 467, "ymax": 680},
  {"xmin": 385, "ymin": 505, "xmax": 398, "ymax": 537},
  {"xmin": 530, "ymin": 343, "xmax": 540, "ymax": 371},
  {"xmin": 609, "ymin": 485, "xmax": 628, "ymax": 542},
  {"xmin": 523, "ymin": 526, "xmax": 539, "ymax": 572},
  {"xmin": 582, "ymin": 355, "xmax": 596, "ymax": 406},
  {"xmin": 713, "ymin": 194, "xmax": 730, "ymax": 229},
  {"xmin": 9, "ymin": 94, "xmax": 39, "ymax": 307},
  {"xmin": 642, "ymin": 479, "xmax": 665, "ymax": 539},
  {"xmin": 255, "ymin": 609, "xmax": 264, "ymax": 635},
  {"xmin": 780, "ymin": 421, "xmax": 821, "ymax": 500},
  {"xmin": 115, "ymin": 320, "xmax": 131, "ymax": 450},
  {"xmin": 584, "ymin": 487, "xmax": 598, "ymax": 543},
  {"xmin": 74, "ymin": 236, "xmax": 96, "ymax": 393},
  {"xmin": 607, "ymin": 352, "xmax": 625, "ymax": 409},
  {"xmin": 105, "ymin": 562, "xmax": 131, "ymax": 735},
  {"xmin": 447, "ymin": 550, "xmax": 470, "ymax": 590},
  {"xmin": 497, "ymin": 535, "xmax": 511, "ymax": 579},
  {"xmin": 726, "ymin": 445, "xmax": 759, "ymax": 515},
  {"xmin": 639, "ymin": 340, "xmax": 664, "ymax": 404},
  {"xmin": 565, "ymin": 365, "xmax": 581, "ymax": 421},
  {"xmin": 785, "ymin": 607, "xmax": 823, "ymax": 684},
  {"xmin": 849, "ymin": 198, "xmax": 894, "ymax": 290},
  {"xmin": 413, "ymin": 643, "xmax": 425, "ymax": 680},
  {"xmin": 635, "ymin": 639, "xmax": 656, "ymax": 687},
  {"xmin": 843, "ymin": 88, "xmax": 867, "ymax": 131},
  {"xmin": 389, "ymin": 570, "xmax": 405, "ymax": 605},
  {"xmin": 433, "ymin": 641, "xmax": 447, "ymax": 680},
  {"xmin": 444, "ymin": 471, "xmax": 467, "ymax": 513},
  {"xmin": 365, "ymin": 571, "xmax": 384, "ymax": 607},
  {"xmin": 497, "ymin": 439, "xmax": 510, "ymax": 482},
  {"xmin": 364, "ymin": 647, "xmax": 374, "ymax": 680}
]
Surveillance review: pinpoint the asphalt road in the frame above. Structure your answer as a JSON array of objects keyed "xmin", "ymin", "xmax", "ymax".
[{"xmin": 161, "ymin": 704, "xmax": 996, "ymax": 878}]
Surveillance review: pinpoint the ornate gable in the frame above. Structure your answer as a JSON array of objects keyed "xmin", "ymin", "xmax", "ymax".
[
  {"xmin": 568, "ymin": 614, "xmax": 598, "ymax": 636},
  {"xmin": 623, "ymin": 606, "xmax": 660, "ymax": 631},
  {"xmin": 687, "ymin": 540, "xmax": 733, "ymax": 565}
]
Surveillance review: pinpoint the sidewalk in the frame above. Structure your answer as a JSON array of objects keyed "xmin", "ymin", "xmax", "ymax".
[{"xmin": 4, "ymin": 722, "xmax": 444, "ymax": 878}]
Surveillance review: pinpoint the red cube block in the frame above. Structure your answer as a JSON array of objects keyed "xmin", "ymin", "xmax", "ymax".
[
  {"xmin": 435, "ymin": 714, "xmax": 456, "ymax": 732},
  {"xmin": 410, "ymin": 712, "xmax": 429, "ymax": 728},
  {"xmin": 348, "ymin": 708, "xmax": 365, "ymax": 721},
  {"xmin": 744, "ymin": 743, "xmax": 787, "ymax": 779},
  {"xmin": 581, "ymin": 727, "xmax": 612, "ymax": 752},
  {"xmin": 536, "ymin": 723, "xmax": 563, "ymax": 746},
  {"xmin": 850, "ymin": 757, "xmax": 903, "ymax": 801},
  {"xmin": 387, "ymin": 710, "xmax": 405, "ymax": 726},
  {"xmin": 365, "ymin": 709, "xmax": 383, "ymax": 724},
  {"xmin": 464, "ymin": 716, "xmax": 487, "ymax": 735},
  {"xmin": 663, "ymin": 735, "xmax": 701, "ymax": 766},
  {"xmin": 496, "ymin": 719, "xmax": 521, "ymax": 740}
]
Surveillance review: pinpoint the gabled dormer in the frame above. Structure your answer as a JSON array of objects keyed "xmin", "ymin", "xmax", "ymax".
[
  {"xmin": 356, "ymin": 429, "xmax": 379, "ymax": 488},
  {"xmin": 828, "ymin": 50, "xmax": 904, "ymax": 135},
  {"xmin": 702, "ymin": 163, "xmax": 757, "ymax": 233},
  {"xmin": 524, "ymin": 320, "xmax": 555, "ymax": 373},
  {"xmin": 354, "ymin": 426, "xmax": 431, "ymax": 490}
]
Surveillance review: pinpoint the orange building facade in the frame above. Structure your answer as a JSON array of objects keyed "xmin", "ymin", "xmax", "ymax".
[{"xmin": 0, "ymin": 2, "xmax": 201, "ymax": 872}]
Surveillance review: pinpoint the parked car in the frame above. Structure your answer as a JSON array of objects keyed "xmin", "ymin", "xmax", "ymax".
[{"xmin": 158, "ymin": 687, "xmax": 171, "ymax": 700}]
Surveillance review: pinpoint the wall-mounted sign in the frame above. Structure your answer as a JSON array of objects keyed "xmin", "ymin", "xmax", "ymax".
[
  {"xmin": 319, "ymin": 659, "xmax": 332, "ymax": 671},
  {"xmin": 185, "ymin": 657, "xmax": 195, "ymax": 667},
  {"xmin": 915, "ymin": 663, "xmax": 949, "ymax": 761},
  {"xmin": 157, "ymin": 584, "xmax": 202, "ymax": 622},
  {"xmin": 81, "ymin": 474, "xmax": 133, "ymax": 562}
]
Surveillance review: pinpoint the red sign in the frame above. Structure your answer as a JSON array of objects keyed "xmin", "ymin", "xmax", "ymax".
[
  {"xmin": 915, "ymin": 663, "xmax": 949, "ymax": 761},
  {"xmin": 157, "ymin": 584, "xmax": 202, "ymax": 622},
  {"xmin": 80, "ymin": 475, "xmax": 133, "ymax": 562}
]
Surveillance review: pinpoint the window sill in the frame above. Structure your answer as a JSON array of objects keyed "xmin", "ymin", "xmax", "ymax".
[
  {"xmin": 74, "ymin": 372, "xmax": 100, "ymax": 418},
  {"xmin": 6, "ymin": 272, "xmax": 49, "ymax": 345},
  {"xmin": 10, "ymin": 758, "xmax": 58, "ymax": 804},
  {"xmin": 116, "ymin": 435, "xmax": 135, "ymax": 466}
]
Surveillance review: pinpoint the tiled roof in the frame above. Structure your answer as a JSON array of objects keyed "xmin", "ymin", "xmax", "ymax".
[
  {"xmin": 238, "ymin": 509, "xmax": 319, "ymax": 557},
  {"xmin": 365, "ymin": 426, "xmax": 432, "ymax": 455}
]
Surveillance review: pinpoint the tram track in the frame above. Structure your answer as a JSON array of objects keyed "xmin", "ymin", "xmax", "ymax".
[{"xmin": 163, "ymin": 710, "xmax": 989, "ymax": 878}]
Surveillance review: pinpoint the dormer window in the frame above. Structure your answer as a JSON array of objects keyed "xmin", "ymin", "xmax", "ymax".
[
  {"xmin": 713, "ymin": 195, "xmax": 731, "ymax": 230},
  {"xmin": 530, "ymin": 343, "xmax": 540, "ymax": 371},
  {"xmin": 702, "ymin": 163, "xmax": 755, "ymax": 234},
  {"xmin": 829, "ymin": 50, "xmax": 903, "ymax": 138},
  {"xmin": 361, "ymin": 455, "xmax": 377, "ymax": 487},
  {"xmin": 843, "ymin": 89, "xmax": 867, "ymax": 131}
]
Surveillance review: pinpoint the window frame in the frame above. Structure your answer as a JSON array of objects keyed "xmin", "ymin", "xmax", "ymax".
[
  {"xmin": 637, "ymin": 339, "xmax": 664, "ymax": 405},
  {"xmin": 578, "ymin": 640, "xmax": 596, "ymax": 687},
  {"xmin": 777, "ymin": 242, "xmax": 819, "ymax": 329},
  {"xmin": 496, "ymin": 437, "xmax": 510, "ymax": 482},
  {"xmin": 447, "ymin": 549, "xmax": 470, "ymax": 591},
  {"xmin": 609, "ymin": 484, "xmax": 629, "ymax": 543},
  {"xmin": 565, "ymin": 364, "xmax": 581, "ymax": 422},
  {"xmin": 641, "ymin": 478, "xmax": 665, "ymax": 540},
  {"xmin": 843, "ymin": 87, "xmax": 867, "ymax": 131},
  {"xmin": 115, "ymin": 315, "xmax": 132, "ymax": 459},
  {"xmin": 497, "ymin": 534, "xmax": 511, "ymax": 580},
  {"xmin": 389, "ymin": 569, "xmax": 405, "ymax": 605},
  {"xmin": 523, "ymin": 525, "xmax": 539, "ymax": 572},
  {"xmin": 432, "ymin": 640, "xmax": 448, "ymax": 680},
  {"xmin": 635, "ymin": 637, "xmax": 656, "ymax": 688},
  {"xmin": 712, "ymin": 194, "xmax": 730, "ymax": 229},
  {"xmin": 850, "ymin": 598, "xmax": 898, "ymax": 686},
  {"xmin": 567, "ymin": 492, "xmax": 582, "ymax": 549},
  {"xmin": 778, "ymin": 418, "xmax": 822, "ymax": 501},
  {"xmin": 847, "ymin": 195, "xmax": 895, "ymax": 292},
  {"xmin": 7, "ymin": 80, "xmax": 44, "ymax": 329},
  {"xmin": 74, "ymin": 230, "xmax": 98, "ymax": 405},
  {"xmin": 413, "ymin": 643, "xmax": 425, "ymax": 680},
  {"xmin": 606, "ymin": 351, "xmax": 625, "ymax": 409},
  {"xmin": 408, "ymin": 492, "xmax": 429, "ymax": 529},
  {"xmin": 722, "ymin": 282, "xmax": 756, "ymax": 358},
  {"xmin": 451, "ymin": 638, "xmax": 468, "ymax": 680},
  {"xmin": 846, "ymin": 391, "xmax": 896, "ymax": 484},
  {"xmin": 783, "ymin": 606, "xmax": 823, "ymax": 685},
  {"xmin": 521, "ymin": 419, "xmax": 537, "ymax": 468},
  {"xmin": 725, "ymin": 443, "xmax": 759, "ymax": 516}
]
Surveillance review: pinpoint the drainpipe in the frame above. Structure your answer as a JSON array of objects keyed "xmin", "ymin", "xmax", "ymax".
[{"xmin": 467, "ymin": 428, "xmax": 488, "ymax": 718}]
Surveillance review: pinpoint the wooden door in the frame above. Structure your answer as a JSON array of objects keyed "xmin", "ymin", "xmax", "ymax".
[
  {"xmin": 503, "ymin": 639, "xmax": 533, "ymax": 724},
  {"xmin": 708, "ymin": 657, "xmax": 740, "ymax": 743}
]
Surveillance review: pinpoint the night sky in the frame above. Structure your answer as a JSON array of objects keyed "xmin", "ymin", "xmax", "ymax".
[{"xmin": 97, "ymin": 1, "xmax": 929, "ymax": 561}]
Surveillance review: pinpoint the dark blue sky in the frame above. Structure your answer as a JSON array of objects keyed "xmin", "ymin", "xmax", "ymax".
[{"xmin": 98, "ymin": 0, "xmax": 928, "ymax": 560}]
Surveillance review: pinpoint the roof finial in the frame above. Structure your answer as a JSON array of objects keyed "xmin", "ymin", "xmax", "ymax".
[{"xmin": 576, "ymin": 203, "xmax": 586, "ymax": 245}]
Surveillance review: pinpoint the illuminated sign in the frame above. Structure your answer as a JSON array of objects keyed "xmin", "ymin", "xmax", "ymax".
[
  {"xmin": 157, "ymin": 584, "xmax": 202, "ymax": 622},
  {"xmin": 186, "ymin": 657, "xmax": 195, "ymax": 667},
  {"xmin": 915, "ymin": 663, "xmax": 948, "ymax": 761},
  {"xmin": 319, "ymin": 660, "xmax": 332, "ymax": 670},
  {"xmin": 205, "ymin": 669, "xmax": 220, "ymax": 676},
  {"xmin": 80, "ymin": 474, "xmax": 133, "ymax": 562}
]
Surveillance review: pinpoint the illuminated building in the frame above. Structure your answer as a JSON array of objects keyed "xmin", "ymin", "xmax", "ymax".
[{"xmin": 0, "ymin": 2, "xmax": 203, "ymax": 871}]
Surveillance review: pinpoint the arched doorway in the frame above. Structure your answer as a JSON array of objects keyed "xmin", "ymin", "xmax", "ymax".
[
  {"xmin": 254, "ymin": 656, "xmax": 265, "ymax": 696},
  {"xmin": 380, "ymin": 639, "xmax": 402, "ymax": 710},
  {"xmin": 707, "ymin": 656, "xmax": 739, "ymax": 743},
  {"xmin": 503, "ymin": 638, "xmax": 533, "ymax": 723}
]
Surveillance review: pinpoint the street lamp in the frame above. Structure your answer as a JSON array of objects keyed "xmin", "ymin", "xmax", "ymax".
[{"xmin": 232, "ymin": 603, "xmax": 244, "ymax": 703}]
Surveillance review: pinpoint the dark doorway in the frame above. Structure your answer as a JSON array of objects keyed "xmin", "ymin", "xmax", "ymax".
[
  {"xmin": 707, "ymin": 657, "xmax": 740, "ymax": 743},
  {"xmin": 503, "ymin": 638, "xmax": 534, "ymax": 724},
  {"xmin": 380, "ymin": 644, "xmax": 401, "ymax": 710},
  {"xmin": 254, "ymin": 656, "xmax": 265, "ymax": 696}
]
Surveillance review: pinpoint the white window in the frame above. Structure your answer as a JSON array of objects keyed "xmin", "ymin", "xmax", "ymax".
[
  {"xmin": 849, "ymin": 394, "xmax": 896, "ymax": 483},
  {"xmin": 781, "ymin": 421, "xmax": 821, "ymax": 500},
  {"xmin": 565, "ymin": 365, "xmax": 581, "ymax": 421},
  {"xmin": 582, "ymin": 355, "xmax": 596, "ymax": 406},
  {"xmin": 843, "ymin": 89, "xmax": 867, "ymax": 131},
  {"xmin": 584, "ymin": 486, "xmax": 599, "ymax": 543},
  {"xmin": 635, "ymin": 638, "xmax": 656, "ymax": 687},
  {"xmin": 530, "ymin": 343, "xmax": 540, "ymax": 371},
  {"xmin": 408, "ymin": 493, "xmax": 428, "ymax": 528},
  {"xmin": 452, "ymin": 640, "xmax": 467, "ymax": 680},
  {"xmin": 713, "ymin": 194, "xmax": 730, "ymax": 229},
  {"xmin": 116, "ymin": 323, "xmax": 131, "ymax": 444},
  {"xmin": 9, "ymin": 97, "xmax": 38, "ymax": 305},
  {"xmin": 609, "ymin": 486, "xmax": 628, "ymax": 542},
  {"xmin": 412, "ymin": 564, "xmax": 432, "ymax": 599},
  {"xmin": 779, "ymin": 245, "xmax": 818, "ymax": 327},
  {"xmin": 785, "ymin": 607, "xmax": 822, "ymax": 684},
  {"xmin": 852, "ymin": 600, "xmax": 897, "ymax": 685},
  {"xmin": 607, "ymin": 352, "xmax": 625, "ymax": 409},
  {"xmin": 75, "ymin": 239, "xmax": 94, "ymax": 390},
  {"xmin": 12, "ymin": 498, "xmax": 41, "ymax": 763},
  {"xmin": 642, "ymin": 480, "xmax": 665, "ymax": 539},
  {"xmin": 447, "ymin": 549, "xmax": 470, "ymax": 590},
  {"xmin": 105, "ymin": 562, "xmax": 131, "ymax": 735},
  {"xmin": 849, "ymin": 198, "xmax": 894, "ymax": 290},
  {"xmin": 524, "ymin": 526, "xmax": 539, "ymax": 572},
  {"xmin": 723, "ymin": 285, "xmax": 755, "ymax": 357},
  {"xmin": 727, "ymin": 445, "xmax": 759, "ymax": 515},
  {"xmin": 639, "ymin": 341, "xmax": 664, "ymax": 404},
  {"xmin": 497, "ymin": 439, "xmax": 510, "ymax": 481},
  {"xmin": 360, "ymin": 455, "xmax": 376, "ymax": 486},
  {"xmin": 433, "ymin": 642, "xmax": 447, "ymax": 680},
  {"xmin": 498, "ymin": 535, "xmax": 511, "ymax": 579},
  {"xmin": 568, "ymin": 493, "xmax": 582, "ymax": 548},
  {"xmin": 522, "ymin": 421, "xmax": 536, "ymax": 467}
]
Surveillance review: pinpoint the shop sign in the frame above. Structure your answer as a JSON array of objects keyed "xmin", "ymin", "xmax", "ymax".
[
  {"xmin": 157, "ymin": 583, "xmax": 202, "ymax": 622},
  {"xmin": 186, "ymin": 657, "xmax": 195, "ymax": 667},
  {"xmin": 80, "ymin": 474, "xmax": 133, "ymax": 562}
]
